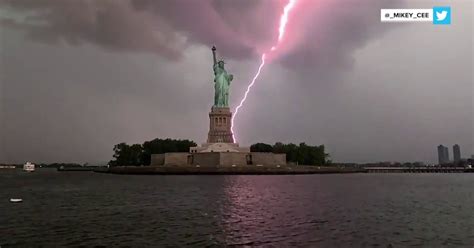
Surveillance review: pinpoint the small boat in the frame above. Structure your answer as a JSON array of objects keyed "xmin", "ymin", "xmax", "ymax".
[
  {"xmin": 0, "ymin": 165, "xmax": 16, "ymax": 169},
  {"xmin": 23, "ymin": 162, "xmax": 35, "ymax": 172},
  {"xmin": 10, "ymin": 198, "xmax": 23, "ymax": 203}
]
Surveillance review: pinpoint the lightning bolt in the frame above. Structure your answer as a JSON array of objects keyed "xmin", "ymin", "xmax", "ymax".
[{"xmin": 231, "ymin": 0, "xmax": 298, "ymax": 142}]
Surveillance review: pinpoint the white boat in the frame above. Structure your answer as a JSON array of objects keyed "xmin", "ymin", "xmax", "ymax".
[
  {"xmin": 10, "ymin": 198, "xmax": 23, "ymax": 203},
  {"xmin": 0, "ymin": 165, "xmax": 16, "ymax": 169},
  {"xmin": 23, "ymin": 162, "xmax": 35, "ymax": 172}
]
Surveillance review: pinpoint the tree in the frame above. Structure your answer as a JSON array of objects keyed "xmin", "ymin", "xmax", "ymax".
[
  {"xmin": 141, "ymin": 138, "xmax": 196, "ymax": 165},
  {"xmin": 110, "ymin": 138, "xmax": 197, "ymax": 166},
  {"xmin": 250, "ymin": 142, "xmax": 330, "ymax": 166},
  {"xmin": 250, "ymin": 143, "xmax": 273, "ymax": 152},
  {"xmin": 283, "ymin": 143, "xmax": 299, "ymax": 163},
  {"xmin": 109, "ymin": 143, "xmax": 144, "ymax": 166}
]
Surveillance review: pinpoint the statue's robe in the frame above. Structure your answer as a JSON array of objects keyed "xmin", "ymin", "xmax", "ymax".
[{"xmin": 213, "ymin": 64, "xmax": 232, "ymax": 107}]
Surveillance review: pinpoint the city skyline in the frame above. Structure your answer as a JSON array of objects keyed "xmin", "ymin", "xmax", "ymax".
[{"xmin": 437, "ymin": 143, "xmax": 469, "ymax": 165}]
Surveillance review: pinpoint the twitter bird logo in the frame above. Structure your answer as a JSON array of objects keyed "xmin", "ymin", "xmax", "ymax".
[
  {"xmin": 433, "ymin": 6, "xmax": 451, "ymax": 25},
  {"xmin": 436, "ymin": 11, "xmax": 447, "ymax": 21}
]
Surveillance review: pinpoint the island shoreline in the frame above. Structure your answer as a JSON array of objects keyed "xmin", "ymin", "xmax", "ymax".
[{"xmin": 94, "ymin": 166, "xmax": 367, "ymax": 175}]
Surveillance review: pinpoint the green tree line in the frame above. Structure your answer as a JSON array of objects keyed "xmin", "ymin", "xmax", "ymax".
[
  {"xmin": 251, "ymin": 142, "xmax": 330, "ymax": 165},
  {"xmin": 109, "ymin": 138, "xmax": 197, "ymax": 166},
  {"xmin": 110, "ymin": 139, "xmax": 330, "ymax": 166}
]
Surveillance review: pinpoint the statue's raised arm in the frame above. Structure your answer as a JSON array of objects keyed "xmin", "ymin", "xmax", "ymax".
[{"xmin": 212, "ymin": 46, "xmax": 217, "ymax": 66}]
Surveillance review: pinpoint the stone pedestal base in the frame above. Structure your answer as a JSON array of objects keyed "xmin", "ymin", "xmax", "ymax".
[
  {"xmin": 190, "ymin": 142, "xmax": 250, "ymax": 153},
  {"xmin": 150, "ymin": 151, "xmax": 286, "ymax": 167},
  {"xmin": 190, "ymin": 106, "xmax": 249, "ymax": 154},
  {"xmin": 207, "ymin": 107, "xmax": 234, "ymax": 143}
]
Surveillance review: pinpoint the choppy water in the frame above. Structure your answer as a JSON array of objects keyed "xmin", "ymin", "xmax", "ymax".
[{"xmin": 1, "ymin": 169, "xmax": 473, "ymax": 247}]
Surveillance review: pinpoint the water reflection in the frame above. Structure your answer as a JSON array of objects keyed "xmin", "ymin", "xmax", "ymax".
[{"xmin": 218, "ymin": 176, "xmax": 330, "ymax": 246}]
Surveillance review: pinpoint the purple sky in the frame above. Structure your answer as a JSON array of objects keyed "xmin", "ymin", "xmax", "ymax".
[{"xmin": 0, "ymin": 0, "xmax": 472, "ymax": 164}]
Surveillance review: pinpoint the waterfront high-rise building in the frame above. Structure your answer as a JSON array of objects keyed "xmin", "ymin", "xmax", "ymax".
[
  {"xmin": 444, "ymin": 146, "xmax": 449, "ymax": 163},
  {"xmin": 438, "ymin": 145, "xmax": 446, "ymax": 164},
  {"xmin": 437, "ymin": 145, "xmax": 450, "ymax": 164},
  {"xmin": 437, "ymin": 145, "xmax": 443, "ymax": 164},
  {"xmin": 453, "ymin": 144, "xmax": 461, "ymax": 162}
]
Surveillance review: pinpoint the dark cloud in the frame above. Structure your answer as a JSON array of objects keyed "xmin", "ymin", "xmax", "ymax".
[
  {"xmin": 0, "ymin": 0, "xmax": 274, "ymax": 60},
  {"xmin": 0, "ymin": 0, "xmax": 184, "ymax": 59},
  {"xmin": 0, "ymin": 0, "xmax": 402, "ymax": 64},
  {"xmin": 129, "ymin": 0, "xmax": 279, "ymax": 59}
]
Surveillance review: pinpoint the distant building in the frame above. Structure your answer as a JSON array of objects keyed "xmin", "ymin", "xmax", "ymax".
[
  {"xmin": 453, "ymin": 144, "xmax": 461, "ymax": 162},
  {"xmin": 438, "ymin": 145, "xmax": 445, "ymax": 164},
  {"xmin": 437, "ymin": 145, "xmax": 450, "ymax": 165},
  {"xmin": 444, "ymin": 146, "xmax": 449, "ymax": 163},
  {"xmin": 437, "ymin": 145, "xmax": 443, "ymax": 164}
]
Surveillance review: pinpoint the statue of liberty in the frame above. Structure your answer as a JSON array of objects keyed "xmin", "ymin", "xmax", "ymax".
[{"xmin": 212, "ymin": 46, "xmax": 233, "ymax": 107}]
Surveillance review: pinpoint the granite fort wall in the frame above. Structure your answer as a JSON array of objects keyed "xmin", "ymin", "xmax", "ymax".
[
  {"xmin": 251, "ymin": 152, "xmax": 286, "ymax": 166},
  {"xmin": 164, "ymin": 153, "xmax": 189, "ymax": 166},
  {"xmin": 151, "ymin": 152, "xmax": 287, "ymax": 166},
  {"xmin": 192, "ymin": 152, "xmax": 220, "ymax": 167},
  {"xmin": 150, "ymin": 154, "xmax": 165, "ymax": 166},
  {"xmin": 220, "ymin": 152, "xmax": 249, "ymax": 166}
]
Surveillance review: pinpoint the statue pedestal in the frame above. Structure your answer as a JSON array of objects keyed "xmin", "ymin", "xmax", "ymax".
[
  {"xmin": 207, "ymin": 107, "xmax": 234, "ymax": 143},
  {"xmin": 189, "ymin": 107, "xmax": 250, "ymax": 154},
  {"xmin": 189, "ymin": 142, "xmax": 250, "ymax": 153}
]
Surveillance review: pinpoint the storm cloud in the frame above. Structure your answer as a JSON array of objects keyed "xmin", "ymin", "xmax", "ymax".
[
  {"xmin": 0, "ymin": 0, "xmax": 402, "ymax": 65},
  {"xmin": 0, "ymin": 0, "xmax": 472, "ymax": 164}
]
